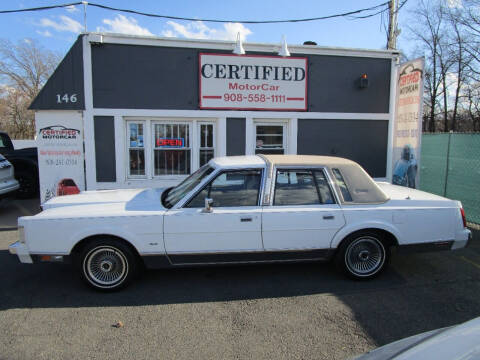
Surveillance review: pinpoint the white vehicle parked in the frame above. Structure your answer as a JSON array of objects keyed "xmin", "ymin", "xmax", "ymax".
[
  {"xmin": 9, "ymin": 155, "xmax": 471, "ymax": 291},
  {"xmin": 0, "ymin": 154, "xmax": 20, "ymax": 202}
]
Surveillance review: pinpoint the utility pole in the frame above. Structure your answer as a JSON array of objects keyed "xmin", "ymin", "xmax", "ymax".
[
  {"xmin": 387, "ymin": 0, "xmax": 399, "ymax": 49},
  {"xmin": 82, "ymin": 1, "xmax": 88, "ymax": 33}
]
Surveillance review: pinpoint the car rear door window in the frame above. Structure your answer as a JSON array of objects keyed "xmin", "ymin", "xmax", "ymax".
[
  {"xmin": 274, "ymin": 169, "xmax": 336, "ymax": 206},
  {"xmin": 186, "ymin": 169, "xmax": 262, "ymax": 208}
]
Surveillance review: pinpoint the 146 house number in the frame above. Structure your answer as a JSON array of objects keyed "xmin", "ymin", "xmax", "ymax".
[{"xmin": 56, "ymin": 93, "xmax": 77, "ymax": 103}]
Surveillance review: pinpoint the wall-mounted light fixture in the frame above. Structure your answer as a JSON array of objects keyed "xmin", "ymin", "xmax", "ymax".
[
  {"xmin": 278, "ymin": 35, "xmax": 290, "ymax": 57},
  {"xmin": 233, "ymin": 32, "xmax": 245, "ymax": 55},
  {"xmin": 359, "ymin": 73, "xmax": 369, "ymax": 88}
]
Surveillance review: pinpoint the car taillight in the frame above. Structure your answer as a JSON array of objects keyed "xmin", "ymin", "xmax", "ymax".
[{"xmin": 460, "ymin": 208, "xmax": 467, "ymax": 228}]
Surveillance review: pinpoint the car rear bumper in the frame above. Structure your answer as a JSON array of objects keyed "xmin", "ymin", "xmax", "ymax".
[
  {"xmin": 8, "ymin": 241, "xmax": 33, "ymax": 264},
  {"xmin": 397, "ymin": 229, "xmax": 472, "ymax": 254},
  {"xmin": 451, "ymin": 228, "xmax": 472, "ymax": 250}
]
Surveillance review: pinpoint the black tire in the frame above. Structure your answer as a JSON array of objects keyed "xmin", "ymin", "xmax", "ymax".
[
  {"xmin": 15, "ymin": 171, "xmax": 39, "ymax": 199},
  {"xmin": 335, "ymin": 231, "xmax": 389, "ymax": 280},
  {"xmin": 75, "ymin": 238, "xmax": 139, "ymax": 291}
]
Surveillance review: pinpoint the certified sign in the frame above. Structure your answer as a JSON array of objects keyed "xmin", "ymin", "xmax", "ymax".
[{"xmin": 199, "ymin": 54, "xmax": 307, "ymax": 110}]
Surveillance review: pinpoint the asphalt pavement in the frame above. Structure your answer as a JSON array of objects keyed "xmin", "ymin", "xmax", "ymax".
[{"xmin": 0, "ymin": 200, "xmax": 480, "ymax": 359}]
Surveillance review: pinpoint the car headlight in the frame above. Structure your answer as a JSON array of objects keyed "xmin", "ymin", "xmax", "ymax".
[{"xmin": 18, "ymin": 226, "xmax": 25, "ymax": 244}]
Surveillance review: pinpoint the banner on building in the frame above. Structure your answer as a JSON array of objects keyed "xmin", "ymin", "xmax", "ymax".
[
  {"xmin": 392, "ymin": 58, "xmax": 425, "ymax": 189},
  {"xmin": 199, "ymin": 53, "xmax": 307, "ymax": 111},
  {"xmin": 36, "ymin": 112, "xmax": 85, "ymax": 203}
]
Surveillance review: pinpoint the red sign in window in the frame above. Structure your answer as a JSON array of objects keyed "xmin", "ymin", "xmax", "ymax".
[{"xmin": 156, "ymin": 138, "xmax": 184, "ymax": 148}]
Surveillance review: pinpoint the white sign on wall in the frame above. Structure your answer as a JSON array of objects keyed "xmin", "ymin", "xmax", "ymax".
[
  {"xmin": 392, "ymin": 58, "xmax": 425, "ymax": 189},
  {"xmin": 199, "ymin": 53, "xmax": 307, "ymax": 111},
  {"xmin": 36, "ymin": 112, "xmax": 85, "ymax": 203}
]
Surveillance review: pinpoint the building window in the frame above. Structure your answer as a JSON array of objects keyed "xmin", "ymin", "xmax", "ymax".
[
  {"xmin": 199, "ymin": 123, "xmax": 215, "ymax": 166},
  {"xmin": 255, "ymin": 124, "xmax": 285, "ymax": 155},
  {"xmin": 153, "ymin": 123, "xmax": 191, "ymax": 175},
  {"xmin": 127, "ymin": 122, "xmax": 145, "ymax": 176}
]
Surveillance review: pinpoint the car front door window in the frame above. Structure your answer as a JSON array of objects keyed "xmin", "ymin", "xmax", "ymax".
[{"xmin": 186, "ymin": 169, "xmax": 262, "ymax": 208}]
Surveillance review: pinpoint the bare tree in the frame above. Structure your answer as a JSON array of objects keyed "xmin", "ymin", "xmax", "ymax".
[
  {"xmin": 457, "ymin": 0, "xmax": 480, "ymax": 79},
  {"xmin": 0, "ymin": 39, "xmax": 59, "ymax": 139},
  {"xmin": 407, "ymin": 0, "xmax": 446, "ymax": 132},
  {"xmin": 448, "ymin": 15, "xmax": 472, "ymax": 131}
]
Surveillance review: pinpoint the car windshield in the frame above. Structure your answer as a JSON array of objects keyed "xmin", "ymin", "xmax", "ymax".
[{"xmin": 162, "ymin": 164, "xmax": 215, "ymax": 208}]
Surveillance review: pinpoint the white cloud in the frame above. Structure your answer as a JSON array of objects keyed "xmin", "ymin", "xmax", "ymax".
[
  {"xmin": 36, "ymin": 30, "xmax": 52, "ymax": 37},
  {"xmin": 65, "ymin": 5, "xmax": 79, "ymax": 13},
  {"xmin": 447, "ymin": 0, "xmax": 462, "ymax": 8},
  {"xmin": 39, "ymin": 15, "xmax": 83, "ymax": 33},
  {"xmin": 97, "ymin": 15, "xmax": 153, "ymax": 36},
  {"xmin": 161, "ymin": 21, "xmax": 252, "ymax": 41}
]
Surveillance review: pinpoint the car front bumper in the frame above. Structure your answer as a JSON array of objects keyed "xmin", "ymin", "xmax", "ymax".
[{"xmin": 8, "ymin": 241, "xmax": 33, "ymax": 264}]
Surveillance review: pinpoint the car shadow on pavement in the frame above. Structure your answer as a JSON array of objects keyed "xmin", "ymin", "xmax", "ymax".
[
  {"xmin": 0, "ymin": 248, "xmax": 407, "ymax": 311},
  {"xmin": 2, "ymin": 247, "xmax": 480, "ymax": 349},
  {"xmin": 336, "ymin": 247, "xmax": 480, "ymax": 347}
]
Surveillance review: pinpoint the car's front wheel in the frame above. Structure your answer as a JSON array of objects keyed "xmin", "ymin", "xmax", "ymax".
[
  {"xmin": 76, "ymin": 238, "xmax": 139, "ymax": 291},
  {"xmin": 335, "ymin": 232, "xmax": 388, "ymax": 280}
]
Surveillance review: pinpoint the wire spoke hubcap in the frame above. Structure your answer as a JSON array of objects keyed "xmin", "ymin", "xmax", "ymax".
[
  {"xmin": 85, "ymin": 247, "xmax": 128, "ymax": 286},
  {"xmin": 345, "ymin": 237, "xmax": 385, "ymax": 276}
]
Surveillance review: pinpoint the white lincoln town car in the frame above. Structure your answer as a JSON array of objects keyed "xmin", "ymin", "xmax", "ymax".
[{"xmin": 9, "ymin": 155, "xmax": 471, "ymax": 291}]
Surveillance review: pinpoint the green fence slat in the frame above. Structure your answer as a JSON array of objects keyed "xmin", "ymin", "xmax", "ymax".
[{"xmin": 419, "ymin": 133, "xmax": 480, "ymax": 224}]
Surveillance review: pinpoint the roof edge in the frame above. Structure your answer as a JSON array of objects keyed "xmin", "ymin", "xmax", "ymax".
[{"xmin": 84, "ymin": 32, "xmax": 401, "ymax": 59}]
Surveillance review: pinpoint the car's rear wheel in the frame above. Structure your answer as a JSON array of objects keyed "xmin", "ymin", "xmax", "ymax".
[
  {"xmin": 76, "ymin": 238, "xmax": 139, "ymax": 291},
  {"xmin": 335, "ymin": 232, "xmax": 388, "ymax": 280}
]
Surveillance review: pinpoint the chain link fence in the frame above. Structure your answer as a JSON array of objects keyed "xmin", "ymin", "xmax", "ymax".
[{"xmin": 420, "ymin": 132, "xmax": 480, "ymax": 224}]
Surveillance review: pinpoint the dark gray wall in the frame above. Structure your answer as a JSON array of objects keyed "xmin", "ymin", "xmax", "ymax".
[
  {"xmin": 94, "ymin": 116, "xmax": 116, "ymax": 182},
  {"xmin": 297, "ymin": 119, "xmax": 389, "ymax": 177},
  {"xmin": 89, "ymin": 44, "xmax": 391, "ymax": 113},
  {"xmin": 307, "ymin": 55, "xmax": 391, "ymax": 113},
  {"xmin": 226, "ymin": 118, "xmax": 246, "ymax": 156},
  {"xmin": 92, "ymin": 44, "xmax": 199, "ymax": 109},
  {"xmin": 30, "ymin": 36, "xmax": 85, "ymax": 110}
]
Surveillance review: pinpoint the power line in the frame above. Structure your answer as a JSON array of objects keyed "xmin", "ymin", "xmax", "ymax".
[
  {"xmin": 0, "ymin": 2, "xmax": 82, "ymax": 14},
  {"xmin": 87, "ymin": 1, "xmax": 390, "ymax": 24},
  {"xmin": 350, "ymin": 0, "xmax": 407, "ymax": 20},
  {"xmin": 0, "ymin": 1, "xmax": 390, "ymax": 24}
]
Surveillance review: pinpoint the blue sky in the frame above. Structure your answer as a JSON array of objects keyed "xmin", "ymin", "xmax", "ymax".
[{"xmin": 0, "ymin": 0, "xmax": 417, "ymax": 57}]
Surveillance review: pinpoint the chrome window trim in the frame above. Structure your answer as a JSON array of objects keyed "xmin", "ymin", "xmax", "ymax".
[
  {"xmin": 170, "ymin": 164, "xmax": 219, "ymax": 209},
  {"xmin": 266, "ymin": 165, "xmax": 342, "ymax": 207}
]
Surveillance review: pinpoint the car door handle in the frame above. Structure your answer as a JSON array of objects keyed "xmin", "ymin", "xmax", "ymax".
[
  {"xmin": 323, "ymin": 215, "xmax": 335, "ymax": 220},
  {"xmin": 240, "ymin": 217, "xmax": 253, "ymax": 222}
]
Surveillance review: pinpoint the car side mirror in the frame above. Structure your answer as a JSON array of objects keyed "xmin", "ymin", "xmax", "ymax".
[{"xmin": 202, "ymin": 198, "xmax": 213, "ymax": 213}]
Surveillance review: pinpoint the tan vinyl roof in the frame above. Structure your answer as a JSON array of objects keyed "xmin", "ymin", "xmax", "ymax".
[
  {"xmin": 260, "ymin": 154, "xmax": 356, "ymax": 167},
  {"xmin": 259, "ymin": 154, "xmax": 389, "ymax": 204}
]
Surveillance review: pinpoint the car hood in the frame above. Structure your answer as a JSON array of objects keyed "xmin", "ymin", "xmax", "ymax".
[
  {"xmin": 354, "ymin": 317, "xmax": 480, "ymax": 360},
  {"xmin": 42, "ymin": 188, "xmax": 167, "ymax": 210}
]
